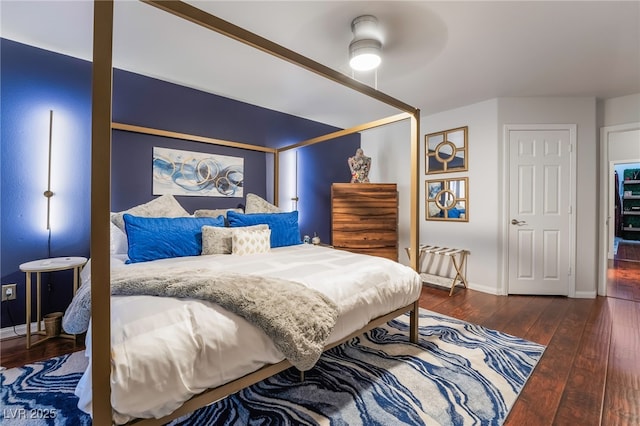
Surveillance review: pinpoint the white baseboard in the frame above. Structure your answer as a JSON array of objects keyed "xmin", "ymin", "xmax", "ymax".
[
  {"xmin": 468, "ymin": 282, "xmax": 501, "ymax": 296},
  {"xmin": 420, "ymin": 273, "xmax": 455, "ymax": 289},
  {"xmin": 573, "ymin": 290, "xmax": 597, "ymax": 299},
  {"xmin": 420, "ymin": 274, "xmax": 501, "ymax": 296},
  {"xmin": 0, "ymin": 322, "xmax": 39, "ymax": 341}
]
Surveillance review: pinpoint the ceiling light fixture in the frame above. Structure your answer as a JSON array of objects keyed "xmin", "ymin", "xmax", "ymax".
[{"xmin": 349, "ymin": 15, "xmax": 382, "ymax": 72}]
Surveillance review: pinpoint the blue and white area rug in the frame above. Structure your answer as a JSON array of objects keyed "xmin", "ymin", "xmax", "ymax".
[
  {"xmin": 1, "ymin": 350, "xmax": 90, "ymax": 425},
  {"xmin": 1, "ymin": 310, "xmax": 545, "ymax": 425}
]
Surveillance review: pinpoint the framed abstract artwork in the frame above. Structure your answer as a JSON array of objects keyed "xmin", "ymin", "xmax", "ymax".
[{"xmin": 152, "ymin": 147, "xmax": 244, "ymax": 197}]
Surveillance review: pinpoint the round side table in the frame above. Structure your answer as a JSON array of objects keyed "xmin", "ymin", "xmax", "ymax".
[{"xmin": 19, "ymin": 256, "xmax": 88, "ymax": 349}]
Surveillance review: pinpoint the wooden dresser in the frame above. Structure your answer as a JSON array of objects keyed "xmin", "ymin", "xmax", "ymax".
[{"xmin": 331, "ymin": 183, "xmax": 398, "ymax": 261}]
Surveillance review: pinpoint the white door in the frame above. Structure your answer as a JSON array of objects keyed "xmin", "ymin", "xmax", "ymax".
[{"xmin": 506, "ymin": 126, "xmax": 575, "ymax": 295}]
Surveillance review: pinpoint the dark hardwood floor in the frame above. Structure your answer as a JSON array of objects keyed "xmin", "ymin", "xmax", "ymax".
[
  {"xmin": 0, "ymin": 330, "xmax": 85, "ymax": 369},
  {"xmin": 1, "ymin": 261, "xmax": 639, "ymax": 425},
  {"xmin": 616, "ymin": 239, "xmax": 640, "ymax": 263},
  {"xmin": 420, "ymin": 259, "xmax": 640, "ymax": 426}
]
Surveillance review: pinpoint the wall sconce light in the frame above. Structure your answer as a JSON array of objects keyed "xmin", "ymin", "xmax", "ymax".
[
  {"xmin": 44, "ymin": 110, "xmax": 54, "ymax": 233},
  {"xmin": 349, "ymin": 15, "xmax": 383, "ymax": 72},
  {"xmin": 291, "ymin": 151, "xmax": 299, "ymax": 211}
]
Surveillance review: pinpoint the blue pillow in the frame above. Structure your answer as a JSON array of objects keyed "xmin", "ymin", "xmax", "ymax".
[
  {"xmin": 227, "ymin": 210, "xmax": 301, "ymax": 248},
  {"xmin": 123, "ymin": 214, "xmax": 225, "ymax": 263}
]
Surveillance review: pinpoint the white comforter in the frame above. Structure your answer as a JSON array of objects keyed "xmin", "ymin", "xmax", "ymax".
[{"xmin": 75, "ymin": 244, "xmax": 421, "ymax": 424}]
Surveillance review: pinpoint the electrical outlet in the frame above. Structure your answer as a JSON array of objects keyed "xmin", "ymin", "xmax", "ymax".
[{"xmin": 2, "ymin": 284, "xmax": 17, "ymax": 301}]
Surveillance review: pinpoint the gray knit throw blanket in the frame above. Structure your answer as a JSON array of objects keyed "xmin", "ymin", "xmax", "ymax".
[{"xmin": 63, "ymin": 268, "xmax": 338, "ymax": 371}]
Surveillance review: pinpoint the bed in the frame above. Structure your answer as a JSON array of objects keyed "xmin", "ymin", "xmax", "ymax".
[
  {"xmin": 90, "ymin": 1, "xmax": 421, "ymax": 424},
  {"xmin": 71, "ymin": 243, "xmax": 421, "ymax": 424}
]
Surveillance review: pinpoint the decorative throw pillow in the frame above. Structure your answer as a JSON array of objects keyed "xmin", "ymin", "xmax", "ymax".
[
  {"xmin": 231, "ymin": 228, "xmax": 271, "ymax": 256},
  {"xmin": 110, "ymin": 221, "xmax": 128, "ymax": 255},
  {"xmin": 195, "ymin": 208, "xmax": 244, "ymax": 226},
  {"xmin": 227, "ymin": 210, "xmax": 301, "ymax": 248},
  {"xmin": 194, "ymin": 208, "xmax": 243, "ymax": 219},
  {"xmin": 124, "ymin": 214, "xmax": 225, "ymax": 263},
  {"xmin": 111, "ymin": 195, "xmax": 189, "ymax": 232},
  {"xmin": 201, "ymin": 224, "xmax": 269, "ymax": 255},
  {"xmin": 245, "ymin": 193, "xmax": 281, "ymax": 214}
]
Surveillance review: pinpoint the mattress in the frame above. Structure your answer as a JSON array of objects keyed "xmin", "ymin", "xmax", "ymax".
[{"xmin": 75, "ymin": 244, "xmax": 422, "ymax": 424}]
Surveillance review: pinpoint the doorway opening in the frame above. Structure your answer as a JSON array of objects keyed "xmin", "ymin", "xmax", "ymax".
[
  {"xmin": 598, "ymin": 122, "xmax": 640, "ymax": 297},
  {"xmin": 613, "ymin": 162, "xmax": 640, "ymax": 264},
  {"xmin": 608, "ymin": 162, "xmax": 640, "ymax": 301}
]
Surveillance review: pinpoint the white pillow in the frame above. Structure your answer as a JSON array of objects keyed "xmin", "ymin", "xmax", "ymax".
[
  {"xmin": 245, "ymin": 193, "xmax": 281, "ymax": 214},
  {"xmin": 232, "ymin": 228, "xmax": 271, "ymax": 256},
  {"xmin": 111, "ymin": 194, "xmax": 189, "ymax": 232},
  {"xmin": 110, "ymin": 221, "xmax": 128, "ymax": 255},
  {"xmin": 201, "ymin": 224, "xmax": 269, "ymax": 255}
]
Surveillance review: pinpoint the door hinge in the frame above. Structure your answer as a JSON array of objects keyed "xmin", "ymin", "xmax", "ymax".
[
  {"xmin": 568, "ymin": 266, "xmax": 572, "ymax": 276},
  {"xmin": 568, "ymin": 205, "xmax": 572, "ymax": 214},
  {"xmin": 568, "ymin": 144, "xmax": 573, "ymax": 153}
]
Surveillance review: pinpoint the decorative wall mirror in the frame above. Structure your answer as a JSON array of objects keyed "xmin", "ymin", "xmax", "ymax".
[
  {"xmin": 426, "ymin": 177, "xmax": 469, "ymax": 221},
  {"xmin": 425, "ymin": 126, "xmax": 468, "ymax": 174}
]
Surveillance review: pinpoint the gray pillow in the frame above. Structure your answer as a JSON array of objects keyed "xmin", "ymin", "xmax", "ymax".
[
  {"xmin": 202, "ymin": 224, "xmax": 269, "ymax": 255},
  {"xmin": 194, "ymin": 208, "xmax": 243, "ymax": 219},
  {"xmin": 111, "ymin": 195, "xmax": 189, "ymax": 232},
  {"xmin": 245, "ymin": 193, "xmax": 281, "ymax": 214}
]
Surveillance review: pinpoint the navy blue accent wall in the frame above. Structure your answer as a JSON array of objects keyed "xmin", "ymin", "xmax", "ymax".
[
  {"xmin": 111, "ymin": 70, "xmax": 270, "ymax": 213},
  {"xmin": 1, "ymin": 38, "xmax": 359, "ymax": 328},
  {"xmin": 299, "ymin": 137, "xmax": 355, "ymax": 241},
  {"xmin": 1, "ymin": 39, "xmax": 92, "ymax": 329}
]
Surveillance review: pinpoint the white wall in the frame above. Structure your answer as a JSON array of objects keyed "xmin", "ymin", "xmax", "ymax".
[
  {"xmin": 361, "ymin": 120, "xmax": 413, "ymax": 261},
  {"xmin": 609, "ymin": 129, "xmax": 640, "ymax": 161},
  {"xmin": 420, "ymin": 100, "xmax": 500, "ymax": 294},
  {"xmin": 363, "ymin": 99, "xmax": 501, "ymax": 294},
  {"xmin": 601, "ymin": 93, "xmax": 640, "ymax": 127},
  {"xmin": 600, "ymin": 124, "xmax": 640, "ymax": 279},
  {"xmin": 364, "ymin": 95, "xmax": 640, "ymax": 299},
  {"xmin": 365, "ymin": 96, "xmax": 603, "ymax": 297}
]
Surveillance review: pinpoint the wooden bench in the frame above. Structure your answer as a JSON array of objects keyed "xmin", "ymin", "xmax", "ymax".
[{"xmin": 406, "ymin": 245, "xmax": 470, "ymax": 296}]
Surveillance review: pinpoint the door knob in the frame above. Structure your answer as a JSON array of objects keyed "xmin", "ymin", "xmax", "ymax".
[{"xmin": 511, "ymin": 219, "xmax": 527, "ymax": 226}]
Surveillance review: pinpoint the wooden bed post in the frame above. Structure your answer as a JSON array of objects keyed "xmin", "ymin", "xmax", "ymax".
[
  {"xmin": 409, "ymin": 111, "xmax": 421, "ymax": 344},
  {"xmin": 410, "ymin": 301, "xmax": 420, "ymax": 343},
  {"xmin": 91, "ymin": 0, "xmax": 113, "ymax": 424},
  {"xmin": 274, "ymin": 150, "xmax": 279, "ymax": 207},
  {"xmin": 409, "ymin": 111, "xmax": 420, "ymax": 274}
]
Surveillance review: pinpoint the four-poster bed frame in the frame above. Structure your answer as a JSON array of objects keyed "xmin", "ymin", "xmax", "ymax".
[{"xmin": 91, "ymin": 1, "xmax": 421, "ymax": 424}]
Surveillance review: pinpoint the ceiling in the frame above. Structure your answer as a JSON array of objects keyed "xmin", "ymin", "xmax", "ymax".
[{"xmin": 2, "ymin": 1, "xmax": 639, "ymax": 128}]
